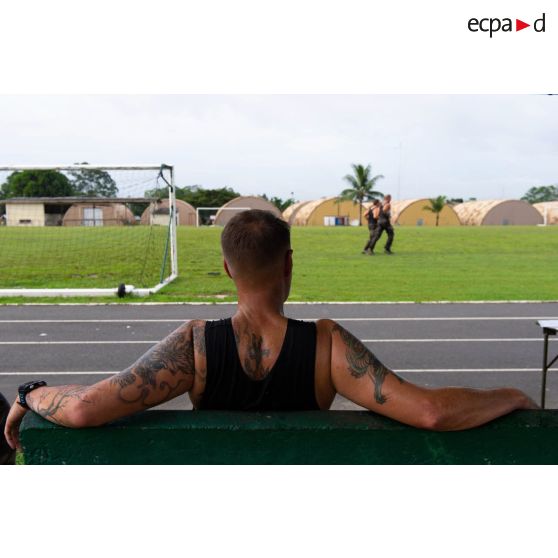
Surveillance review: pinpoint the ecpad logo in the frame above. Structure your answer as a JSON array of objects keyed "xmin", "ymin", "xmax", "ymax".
[{"xmin": 468, "ymin": 13, "xmax": 546, "ymax": 37}]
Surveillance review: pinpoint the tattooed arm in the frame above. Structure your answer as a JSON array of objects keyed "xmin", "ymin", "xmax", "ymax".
[
  {"xmin": 327, "ymin": 321, "xmax": 537, "ymax": 431},
  {"xmin": 4, "ymin": 321, "xmax": 201, "ymax": 449}
]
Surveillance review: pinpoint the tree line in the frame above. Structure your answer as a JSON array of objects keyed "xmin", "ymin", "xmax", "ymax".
[
  {"xmin": 1, "ymin": 167, "xmax": 556, "ymax": 221},
  {"xmin": 0, "ymin": 167, "xmax": 118, "ymax": 200},
  {"xmin": 0, "ymin": 169, "xmax": 296, "ymax": 214}
]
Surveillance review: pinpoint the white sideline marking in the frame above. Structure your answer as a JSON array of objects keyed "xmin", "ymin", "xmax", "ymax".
[
  {"xmin": 0, "ymin": 316, "xmax": 556, "ymax": 324},
  {"xmin": 0, "ymin": 368, "xmax": 541, "ymax": 376},
  {"xmin": 2, "ymin": 300, "xmax": 558, "ymax": 306}
]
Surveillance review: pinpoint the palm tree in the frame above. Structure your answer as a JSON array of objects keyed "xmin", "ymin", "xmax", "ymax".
[
  {"xmin": 340, "ymin": 164, "xmax": 384, "ymax": 225},
  {"xmin": 423, "ymin": 195, "xmax": 447, "ymax": 226}
]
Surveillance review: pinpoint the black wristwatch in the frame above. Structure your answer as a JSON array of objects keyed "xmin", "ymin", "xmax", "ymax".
[{"xmin": 18, "ymin": 380, "xmax": 47, "ymax": 408}]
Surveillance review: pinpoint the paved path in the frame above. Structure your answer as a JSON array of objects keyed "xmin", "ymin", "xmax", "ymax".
[{"xmin": 1, "ymin": 302, "xmax": 557, "ymax": 410}]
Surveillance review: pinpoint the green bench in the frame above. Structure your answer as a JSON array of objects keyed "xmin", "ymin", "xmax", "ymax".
[{"xmin": 20, "ymin": 409, "xmax": 558, "ymax": 465}]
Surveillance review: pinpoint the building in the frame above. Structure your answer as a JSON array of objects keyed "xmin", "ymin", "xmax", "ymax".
[
  {"xmin": 3, "ymin": 197, "xmax": 150, "ymax": 226},
  {"xmin": 291, "ymin": 197, "xmax": 364, "ymax": 226},
  {"xmin": 364, "ymin": 198, "xmax": 461, "ymax": 226},
  {"xmin": 213, "ymin": 196, "xmax": 283, "ymax": 226},
  {"xmin": 140, "ymin": 198, "xmax": 196, "ymax": 226},
  {"xmin": 63, "ymin": 201, "xmax": 134, "ymax": 226},
  {"xmin": 282, "ymin": 200, "xmax": 312, "ymax": 225},
  {"xmin": 533, "ymin": 201, "xmax": 558, "ymax": 225},
  {"xmin": 454, "ymin": 200, "xmax": 543, "ymax": 226}
]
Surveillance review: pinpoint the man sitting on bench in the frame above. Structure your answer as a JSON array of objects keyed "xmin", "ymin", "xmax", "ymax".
[{"xmin": 4, "ymin": 209, "xmax": 537, "ymax": 450}]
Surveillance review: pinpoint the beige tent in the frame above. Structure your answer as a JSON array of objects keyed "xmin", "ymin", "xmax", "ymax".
[
  {"xmin": 140, "ymin": 198, "xmax": 196, "ymax": 226},
  {"xmin": 214, "ymin": 196, "xmax": 282, "ymax": 226},
  {"xmin": 292, "ymin": 197, "xmax": 365, "ymax": 226},
  {"xmin": 63, "ymin": 202, "xmax": 134, "ymax": 226},
  {"xmin": 533, "ymin": 201, "xmax": 558, "ymax": 225},
  {"xmin": 454, "ymin": 200, "xmax": 543, "ymax": 226},
  {"xmin": 282, "ymin": 200, "xmax": 311, "ymax": 225},
  {"xmin": 4, "ymin": 196, "xmax": 145, "ymax": 227},
  {"xmin": 364, "ymin": 198, "xmax": 461, "ymax": 226}
]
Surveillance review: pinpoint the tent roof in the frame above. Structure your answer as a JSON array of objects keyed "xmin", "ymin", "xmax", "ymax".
[{"xmin": 3, "ymin": 196, "xmax": 155, "ymax": 204}]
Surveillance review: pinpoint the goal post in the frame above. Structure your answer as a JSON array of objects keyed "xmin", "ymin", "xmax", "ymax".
[{"xmin": 0, "ymin": 164, "xmax": 178, "ymax": 297}]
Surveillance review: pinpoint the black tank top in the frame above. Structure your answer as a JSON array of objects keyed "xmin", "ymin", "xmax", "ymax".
[
  {"xmin": 199, "ymin": 318, "xmax": 319, "ymax": 411},
  {"xmin": 367, "ymin": 209, "xmax": 377, "ymax": 226},
  {"xmin": 378, "ymin": 204, "xmax": 391, "ymax": 224}
]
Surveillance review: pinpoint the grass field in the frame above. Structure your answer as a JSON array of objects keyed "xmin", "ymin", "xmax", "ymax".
[
  {"xmin": 0, "ymin": 226, "xmax": 170, "ymax": 289},
  {"xmin": 1, "ymin": 225, "xmax": 557, "ymax": 303}
]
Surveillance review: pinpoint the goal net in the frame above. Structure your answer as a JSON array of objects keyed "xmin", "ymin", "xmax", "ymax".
[{"xmin": 0, "ymin": 164, "xmax": 178, "ymax": 297}]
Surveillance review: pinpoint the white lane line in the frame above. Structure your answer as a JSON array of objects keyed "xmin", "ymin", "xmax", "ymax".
[
  {"xmin": 0, "ymin": 319, "xmax": 187, "ymax": 323},
  {"xmin": 312, "ymin": 317, "xmax": 556, "ymax": 322},
  {"xmin": 362, "ymin": 338, "xmax": 550, "ymax": 343},
  {"xmin": 0, "ymin": 371, "xmax": 117, "ymax": 376},
  {"xmin": 1, "ymin": 338, "xmax": 554, "ymax": 346},
  {"xmin": 0, "ymin": 316, "xmax": 556, "ymax": 324},
  {"xmin": 0, "ymin": 368, "xmax": 541, "ymax": 376},
  {"xmin": 398, "ymin": 368, "xmax": 541, "ymax": 373},
  {"xmin": 0, "ymin": 341, "xmax": 157, "ymax": 345},
  {"xmin": 2, "ymin": 300, "xmax": 557, "ymax": 306}
]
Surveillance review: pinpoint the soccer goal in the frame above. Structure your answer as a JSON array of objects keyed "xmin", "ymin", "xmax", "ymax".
[{"xmin": 0, "ymin": 164, "xmax": 178, "ymax": 297}]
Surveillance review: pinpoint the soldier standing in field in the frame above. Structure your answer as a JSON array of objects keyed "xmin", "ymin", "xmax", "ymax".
[
  {"xmin": 368, "ymin": 194, "xmax": 395, "ymax": 255},
  {"xmin": 362, "ymin": 199, "xmax": 380, "ymax": 254}
]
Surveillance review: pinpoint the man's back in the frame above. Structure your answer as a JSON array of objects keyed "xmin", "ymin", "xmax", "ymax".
[
  {"xmin": 188, "ymin": 315, "xmax": 338, "ymax": 410},
  {"xmin": 191, "ymin": 317, "xmax": 321, "ymax": 411}
]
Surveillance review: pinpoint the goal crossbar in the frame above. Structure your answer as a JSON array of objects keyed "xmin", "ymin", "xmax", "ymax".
[{"xmin": 0, "ymin": 164, "xmax": 172, "ymax": 171}]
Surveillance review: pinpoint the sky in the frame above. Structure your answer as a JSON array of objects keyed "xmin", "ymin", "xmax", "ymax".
[{"xmin": 0, "ymin": 94, "xmax": 556, "ymax": 202}]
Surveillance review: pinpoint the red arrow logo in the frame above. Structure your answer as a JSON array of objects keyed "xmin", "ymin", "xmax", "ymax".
[{"xmin": 516, "ymin": 19, "xmax": 530, "ymax": 31}]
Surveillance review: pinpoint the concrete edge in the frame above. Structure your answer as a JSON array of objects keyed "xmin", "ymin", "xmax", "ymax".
[{"xmin": 1, "ymin": 300, "xmax": 557, "ymax": 307}]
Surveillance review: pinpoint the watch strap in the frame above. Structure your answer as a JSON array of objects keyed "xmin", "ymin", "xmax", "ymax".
[{"xmin": 18, "ymin": 380, "xmax": 47, "ymax": 408}]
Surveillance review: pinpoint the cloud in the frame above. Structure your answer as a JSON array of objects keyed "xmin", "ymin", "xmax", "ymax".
[{"xmin": 0, "ymin": 95, "xmax": 556, "ymax": 201}]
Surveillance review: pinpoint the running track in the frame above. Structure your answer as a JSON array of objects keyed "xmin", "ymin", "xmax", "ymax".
[{"xmin": 1, "ymin": 302, "xmax": 557, "ymax": 410}]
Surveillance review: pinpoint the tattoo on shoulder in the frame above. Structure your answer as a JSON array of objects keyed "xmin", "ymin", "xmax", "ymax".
[
  {"xmin": 193, "ymin": 324, "xmax": 206, "ymax": 356},
  {"xmin": 332, "ymin": 323, "xmax": 404, "ymax": 404},
  {"xmin": 110, "ymin": 327, "xmax": 195, "ymax": 407}
]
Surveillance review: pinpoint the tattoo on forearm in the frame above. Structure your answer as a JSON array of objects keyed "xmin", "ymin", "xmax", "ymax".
[
  {"xmin": 333, "ymin": 324, "xmax": 404, "ymax": 404},
  {"xmin": 29, "ymin": 385, "xmax": 93, "ymax": 426},
  {"xmin": 110, "ymin": 327, "xmax": 195, "ymax": 407}
]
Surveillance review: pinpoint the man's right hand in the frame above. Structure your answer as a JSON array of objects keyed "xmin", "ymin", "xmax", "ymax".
[{"xmin": 4, "ymin": 397, "xmax": 28, "ymax": 451}]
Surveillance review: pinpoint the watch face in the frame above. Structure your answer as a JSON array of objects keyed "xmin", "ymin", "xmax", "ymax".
[{"xmin": 19, "ymin": 380, "xmax": 46, "ymax": 391}]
